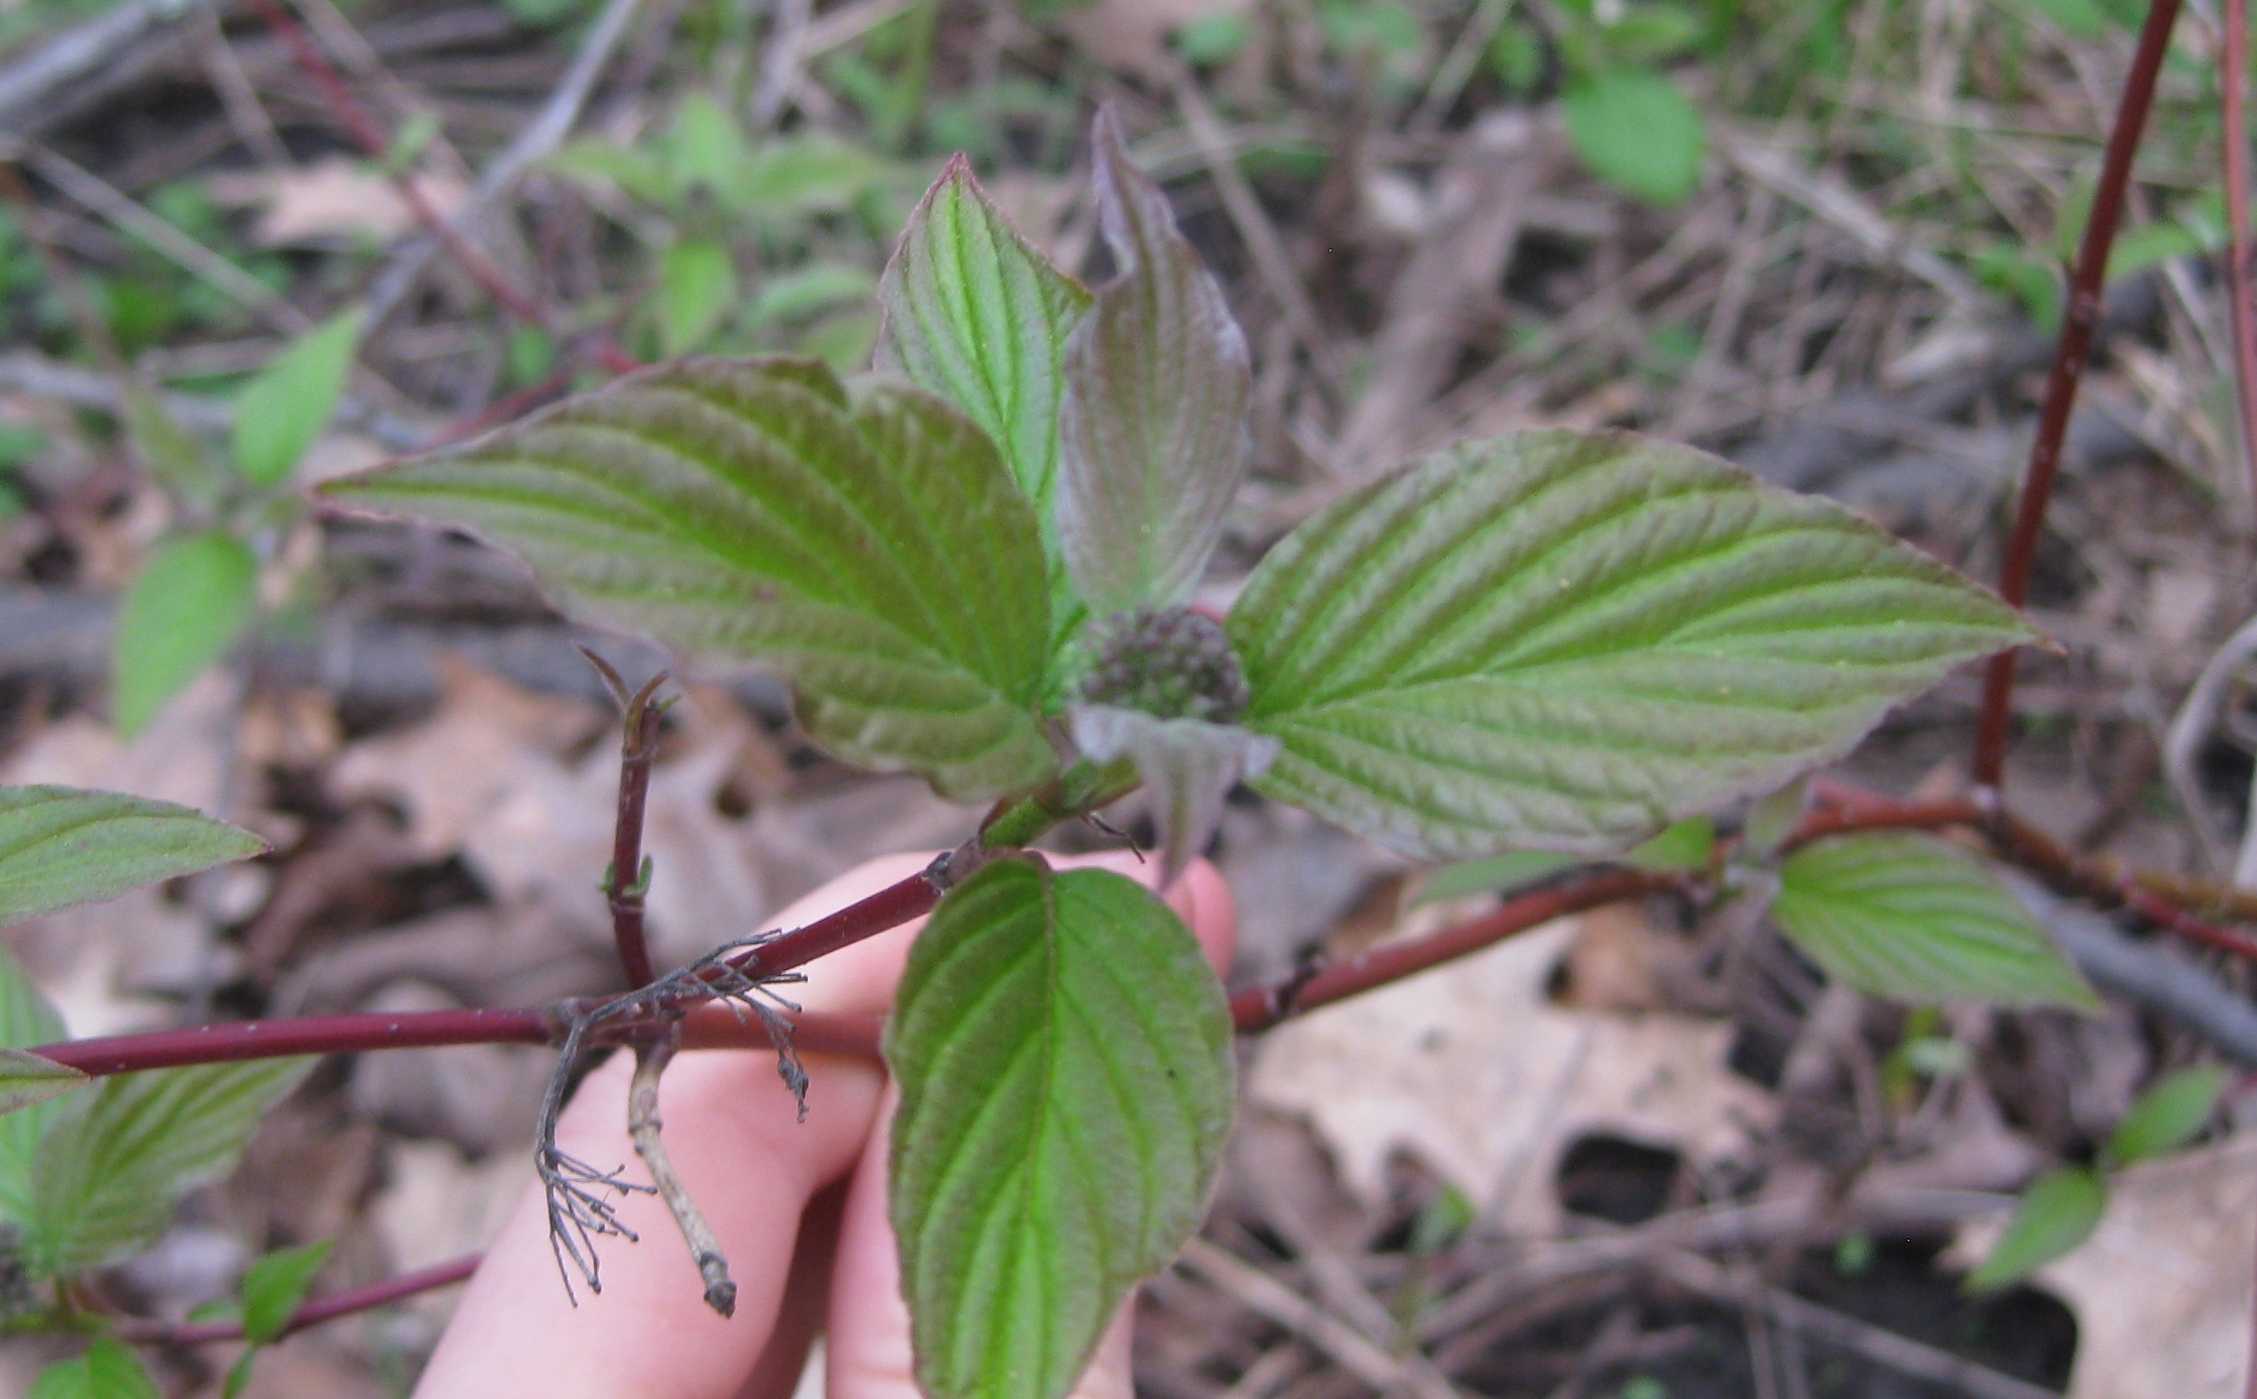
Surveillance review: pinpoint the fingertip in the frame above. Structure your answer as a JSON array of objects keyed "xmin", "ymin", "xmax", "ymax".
[{"xmin": 1168, "ymin": 859, "xmax": 1236, "ymax": 975}]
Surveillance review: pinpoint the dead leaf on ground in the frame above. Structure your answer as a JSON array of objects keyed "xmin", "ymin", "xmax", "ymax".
[
  {"xmin": 1947, "ymin": 1132, "xmax": 2257, "ymax": 1399},
  {"xmin": 1056, "ymin": 0, "xmax": 1252, "ymax": 79},
  {"xmin": 208, "ymin": 158, "xmax": 469, "ymax": 246},
  {"xmin": 1247, "ymin": 905, "xmax": 1775, "ymax": 1237},
  {"xmin": 328, "ymin": 657, "xmax": 604, "ymax": 865}
]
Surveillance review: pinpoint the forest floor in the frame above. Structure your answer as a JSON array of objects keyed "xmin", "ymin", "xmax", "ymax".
[{"xmin": 3, "ymin": 1, "xmax": 2255, "ymax": 1395}]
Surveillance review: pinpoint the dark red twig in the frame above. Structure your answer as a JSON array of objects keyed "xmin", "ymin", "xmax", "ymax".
[
  {"xmin": 1780, "ymin": 798, "xmax": 1984, "ymax": 851},
  {"xmin": 114, "ymin": 1254, "xmax": 480, "ymax": 1346},
  {"xmin": 34, "ymin": 1004, "xmax": 885, "ymax": 1078},
  {"xmin": 1972, "ymin": 0, "xmax": 2185, "ymax": 788},
  {"xmin": 2225, "ymin": 0, "xmax": 2257, "ymax": 511},
  {"xmin": 1230, "ymin": 869, "xmax": 1672, "ymax": 1032},
  {"xmin": 591, "ymin": 660, "xmax": 668, "ymax": 989},
  {"xmin": 245, "ymin": 0, "xmax": 638, "ymax": 376},
  {"xmin": 37, "ymin": 785, "xmax": 2257, "ymax": 1081}
]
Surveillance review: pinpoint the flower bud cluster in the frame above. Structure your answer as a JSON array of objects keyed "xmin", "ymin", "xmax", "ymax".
[{"xmin": 1075, "ymin": 607, "xmax": 1250, "ymax": 723}]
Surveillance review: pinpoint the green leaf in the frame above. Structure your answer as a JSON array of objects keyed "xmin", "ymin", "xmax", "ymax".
[
  {"xmin": 1228, "ymin": 431, "xmax": 2036, "ymax": 860},
  {"xmin": 1562, "ymin": 69, "xmax": 1706, "ymax": 206},
  {"xmin": 669, "ymin": 92, "xmax": 749, "ymax": 202},
  {"xmin": 1600, "ymin": 4, "xmax": 1707, "ymax": 61},
  {"xmin": 322, "ymin": 358, "xmax": 1057, "ymax": 800},
  {"xmin": 240, "ymin": 1238, "xmax": 333, "ymax": 1342},
  {"xmin": 231, "ymin": 309, "xmax": 363, "ymax": 486},
  {"xmin": 735, "ymin": 135, "xmax": 889, "ymax": 216},
  {"xmin": 1412, "ymin": 850, "xmax": 1581, "ymax": 905},
  {"xmin": 1626, "ymin": 815, "xmax": 1712, "ymax": 872},
  {"xmin": 27, "ymin": 1057, "xmax": 316, "ymax": 1275},
  {"xmin": 0, "ymin": 786, "xmax": 265, "ymax": 928},
  {"xmin": 1965, "ymin": 1167, "xmax": 2106, "ymax": 1293},
  {"xmin": 2104, "ymin": 1065, "xmax": 2226, "ymax": 1167},
  {"xmin": 1057, "ymin": 109, "xmax": 1253, "ymax": 617},
  {"xmin": 0, "ymin": 946, "xmax": 77, "ymax": 1207},
  {"xmin": 656, "ymin": 240, "xmax": 737, "ymax": 357},
  {"xmin": 1774, "ymin": 834, "xmax": 2098, "ymax": 1009},
  {"xmin": 887, "ymin": 862, "xmax": 1234, "ymax": 1399},
  {"xmin": 381, "ymin": 111, "xmax": 442, "ymax": 175},
  {"xmin": 2020, "ymin": 0, "xmax": 2110, "ymax": 38},
  {"xmin": 112, "ymin": 530, "xmax": 259, "ymax": 737},
  {"xmin": 546, "ymin": 140, "xmax": 675, "ymax": 204},
  {"xmin": 877, "ymin": 155, "xmax": 1093, "ymax": 530},
  {"xmin": 0, "ymin": 1049, "xmax": 83, "ymax": 1130},
  {"xmin": 1174, "ymin": 13, "xmax": 1251, "ymax": 65},
  {"xmin": 1742, "ymin": 778, "xmax": 1809, "ymax": 860},
  {"xmin": 121, "ymin": 382, "xmax": 226, "ymax": 507},
  {"xmin": 29, "ymin": 1338, "xmax": 159, "ymax": 1399},
  {"xmin": 222, "ymin": 1351, "xmax": 257, "ymax": 1399},
  {"xmin": 747, "ymin": 263, "xmax": 878, "ymax": 328}
]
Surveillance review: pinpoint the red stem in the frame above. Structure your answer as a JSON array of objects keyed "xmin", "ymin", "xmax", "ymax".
[
  {"xmin": 603, "ymin": 675, "xmax": 667, "ymax": 989},
  {"xmin": 74, "ymin": 787, "xmax": 2257, "ymax": 1352},
  {"xmin": 246, "ymin": 0, "xmax": 638, "ymax": 377},
  {"xmin": 721, "ymin": 869, "xmax": 940, "ymax": 980},
  {"xmin": 2225, "ymin": 0, "xmax": 2257, "ymax": 509},
  {"xmin": 35, "ymin": 792, "xmax": 2257, "ymax": 1079},
  {"xmin": 1229, "ymin": 868, "xmax": 1670, "ymax": 1032},
  {"xmin": 36, "ymin": 1004, "xmax": 886, "ymax": 1077},
  {"xmin": 1780, "ymin": 798, "xmax": 1984, "ymax": 851},
  {"xmin": 114, "ymin": 1254, "xmax": 480, "ymax": 1346},
  {"xmin": 1972, "ymin": 0, "xmax": 2184, "ymax": 789}
]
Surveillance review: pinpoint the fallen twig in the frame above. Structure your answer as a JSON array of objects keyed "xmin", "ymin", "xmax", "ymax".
[{"xmin": 626, "ymin": 1030, "xmax": 736, "ymax": 1316}]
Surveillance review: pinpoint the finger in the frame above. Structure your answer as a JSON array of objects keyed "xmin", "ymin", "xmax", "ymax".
[
  {"xmin": 824, "ymin": 857, "xmax": 1237, "ymax": 1399},
  {"xmin": 416, "ymin": 854, "xmax": 942, "ymax": 1399}
]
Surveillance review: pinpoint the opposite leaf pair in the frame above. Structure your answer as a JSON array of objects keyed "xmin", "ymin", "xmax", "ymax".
[
  {"xmin": 319, "ymin": 111, "xmax": 2058, "ymax": 1399},
  {"xmin": 879, "ymin": 109, "xmax": 1267, "ymax": 885}
]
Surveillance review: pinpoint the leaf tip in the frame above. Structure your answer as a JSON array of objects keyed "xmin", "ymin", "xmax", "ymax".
[{"xmin": 0, "ymin": 1047, "xmax": 89, "ymax": 1117}]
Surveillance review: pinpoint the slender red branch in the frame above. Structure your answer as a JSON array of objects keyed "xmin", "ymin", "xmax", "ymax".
[
  {"xmin": 246, "ymin": 0, "xmax": 639, "ymax": 376},
  {"xmin": 34, "ymin": 1003, "xmax": 885, "ymax": 1078},
  {"xmin": 113, "ymin": 1254, "xmax": 480, "ymax": 1346},
  {"xmin": 39, "ymin": 1006, "xmax": 558, "ymax": 1075},
  {"xmin": 2225, "ymin": 0, "xmax": 2257, "ymax": 510},
  {"xmin": 1230, "ymin": 869, "xmax": 1673, "ymax": 1032},
  {"xmin": 1973, "ymin": 0, "xmax": 2184, "ymax": 788},
  {"xmin": 601, "ymin": 671, "xmax": 668, "ymax": 989},
  {"xmin": 33, "ymin": 794, "xmax": 2257, "ymax": 1080},
  {"xmin": 723, "ymin": 868, "xmax": 943, "ymax": 980},
  {"xmin": 1780, "ymin": 798, "xmax": 1984, "ymax": 851}
]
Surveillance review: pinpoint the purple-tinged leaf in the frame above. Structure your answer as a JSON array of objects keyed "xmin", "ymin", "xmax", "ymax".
[
  {"xmin": 1056, "ymin": 109, "xmax": 1253, "ymax": 617},
  {"xmin": 1069, "ymin": 705, "xmax": 1277, "ymax": 888}
]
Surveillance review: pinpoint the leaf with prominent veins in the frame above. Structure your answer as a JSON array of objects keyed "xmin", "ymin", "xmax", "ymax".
[
  {"xmin": 887, "ymin": 861, "xmax": 1234, "ymax": 1399},
  {"xmin": 878, "ymin": 157, "xmax": 1092, "ymax": 539},
  {"xmin": 1056, "ymin": 108, "xmax": 1253, "ymax": 617},
  {"xmin": 323, "ymin": 357, "xmax": 1058, "ymax": 801},
  {"xmin": 0, "ymin": 786, "xmax": 266, "ymax": 928},
  {"xmin": 1229, "ymin": 431, "xmax": 2038, "ymax": 858},
  {"xmin": 1775, "ymin": 833, "xmax": 2098, "ymax": 1009},
  {"xmin": 26, "ymin": 1056, "xmax": 316, "ymax": 1275}
]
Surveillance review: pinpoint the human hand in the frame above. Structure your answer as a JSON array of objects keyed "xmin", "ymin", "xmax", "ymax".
[{"xmin": 417, "ymin": 851, "xmax": 1236, "ymax": 1399}]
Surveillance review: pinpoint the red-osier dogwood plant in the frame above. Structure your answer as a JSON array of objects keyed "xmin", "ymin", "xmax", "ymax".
[{"xmin": 1, "ymin": 111, "xmax": 2097, "ymax": 1399}]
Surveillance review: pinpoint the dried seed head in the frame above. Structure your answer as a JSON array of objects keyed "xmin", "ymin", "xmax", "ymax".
[{"xmin": 1076, "ymin": 607, "xmax": 1251, "ymax": 723}]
